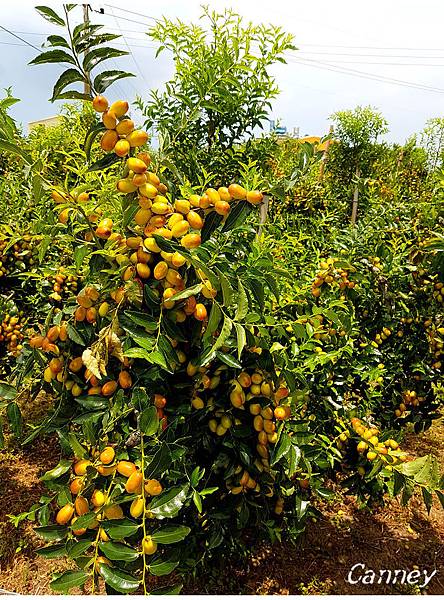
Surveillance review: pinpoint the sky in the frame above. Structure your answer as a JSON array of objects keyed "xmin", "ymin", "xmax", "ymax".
[{"xmin": 1, "ymin": 0, "xmax": 444, "ymax": 143}]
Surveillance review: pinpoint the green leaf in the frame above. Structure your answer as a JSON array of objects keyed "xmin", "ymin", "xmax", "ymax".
[
  {"xmin": 36, "ymin": 543, "xmax": 66, "ymax": 558},
  {"xmin": 84, "ymin": 122, "xmax": 105, "ymax": 161},
  {"xmin": 145, "ymin": 443, "xmax": 172, "ymax": 479},
  {"xmin": 45, "ymin": 34, "xmax": 70, "ymax": 48},
  {"xmin": 83, "ymin": 47, "xmax": 129, "ymax": 72},
  {"xmin": 149, "ymin": 550, "xmax": 180, "ymax": 576},
  {"xmin": 203, "ymin": 303, "xmax": 222, "ymax": 342},
  {"xmin": 66, "ymin": 539, "xmax": 93, "ymax": 558},
  {"xmin": 51, "ymin": 68, "xmax": 85, "ymax": 101},
  {"xmin": 149, "ymin": 485, "xmax": 190, "ymax": 518},
  {"xmin": 35, "ymin": 5, "xmax": 66, "ymax": 26},
  {"xmin": 7, "ymin": 402, "xmax": 22, "ymax": 439},
  {"xmin": 50, "ymin": 570, "xmax": 89, "ymax": 593},
  {"xmin": 40, "ymin": 459, "xmax": 72, "ymax": 481},
  {"xmin": 124, "ymin": 347, "xmax": 154, "ymax": 360},
  {"xmin": 216, "ymin": 351, "xmax": 242, "ymax": 369},
  {"xmin": 125, "ymin": 311, "xmax": 158, "ymax": 332},
  {"xmin": 234, "ymin": 278, "xmax": 249, "ymax": 321},
  {"xmin": 98, "ymin": 564, "xmax": 139, "ymax": 594},
  {"xmin": 102, "ymin": 519, "xmax": 140, "ymax": 540},
  {"xmin": 0, "ymin": 138, "xmax": 32, "ymax": 164},
  {"xmin": 169, "ymin": 284, "xmax": 203, "ymax": 302},
  {"xmin": 222, "ymin": 201, "xmax": 252, "ymax": 232},
  {"xmin": 151, "ymin": 525, "xmax": 191, "ymax": 544},
  {"xmin": 192, "ymin": 490, "xmax": 202, "ymax": 513},
  {"xmin": 88, "ymin": 153, "xmax": 121, "ymax": 172},
  {"xmin": 139, "ymin": 406, "xmax": 159, "ymax": 437},
  {"xmin": 201, "ymin": 211, "xmax": 223, "ymax": 242},
  {"xmin": 99, "ymin": 541, "xmax": 139, "ymax": 562},
  {"xmin": 29, "ymin": 49, "xmax": 75, "ymax": 66},
  {"xmin": 234, "ymin": 323, "xmax": 246, "ymax": 360},
  {"xmin": 94, "ymin": 70, "xmax": 135, "ymax": 94},
  {"xmin": 69, "ymin": 512, "xmax": 98, "ymax": 530},
  {"xmin": 271, "ymin": 433, "xmax": 292, "ymax": 466},
  {"xmin": 217, "ymin": 269, "xmax": 234, "ymax": 307},
  {"xmin": 35, "ymin": 525, "xmax": 68, "ymax": 542},
  {"xmin": 0, "ymin": 382, "xmax": 17, "ymax": 400},
  {"xmin": 67, "ymin": 323, "xmax": 86, "ymax": 345}
]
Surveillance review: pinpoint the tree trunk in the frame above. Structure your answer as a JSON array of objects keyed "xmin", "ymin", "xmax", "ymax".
[
  {"xmin": 351, "ymin": 166, "xmax": 360, "ymax": 226},
  {"xmin": 257, "ymin": 195, "xmax": 269, "ymax": 238}
]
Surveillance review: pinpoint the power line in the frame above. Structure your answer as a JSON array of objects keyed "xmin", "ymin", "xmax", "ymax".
[
  {"xmin": 103, "ymin": 4, "xmax": 158, "ymax": 21},
  {"xmin": 0, "ymin": 25, "xmax": 42, "ymax": 52},
  {"xmin": 286, "ymin": 55, "xmax": 444, "ymax": 94}
]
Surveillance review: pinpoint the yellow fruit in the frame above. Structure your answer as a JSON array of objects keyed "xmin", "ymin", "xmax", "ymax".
[
  {"xmin": 98, "ymin": 302, "xmax": 110, "ymax": 317},
  {"xmin": 102, "ymin": 380, "xmax": 118, "ymax": 397},
  {"xmin": 118, "ymin": 370, "xmax": 132, "ymax": 389},
  {"xmin": 100, "ymin": 446, "xmax": 115, "ymax": 465},
  {"xmin": 136, "ymin": 263, "xmax": 151, "ymax": 279},
  {"xmin": 181, "ymin": 233, "xmax": 201, "ymax": 249},
  {"xmin": 117, "ymin": 178, "xmax": 138, "ymax": 194},
  {"xmin": 130, "ymin": 497, "xmax": 145, "ymax": 518},
  {"xmin": 367, "ymin": 451, "xmax": 378, "ymax": 461},
  {"xmin": 125, "ymin": 471, "xmax": 143, "ymax": 494},
  {"xmin": 215, "ymin": 200, "xmax": 230, "ymax": 216},
  {"xmin": 126, "ymin": 129, "xmax": 149, "ymax": 148},
  {"xmin": 109, "ymin": 100, "xmax": 129, "ymax": 118},
  {"xmin": 168, "ymin": 213, "xmax": 184, "ymax": 228},
  {"xmin": 116, "ymin": 119, "xmax": 135, "ymax": 136},
  {"xmin": 206, "ymin": 188, "xmax": 220, "ymax": 204},
  {"xmin": 192, "ymin": 397, "xmax": 205, "ymax": 409},
  {"xmin": 218, "ymin": 186, "xmax": 232, "ymax": 201},
  {"xmin": 142, "ymin": 536, "xmax": 157, "ymax": 555},
  {"xmin": 208, "ymin": 419, "xmax": 218, "ymax": 433},
  {"xmin": 103, "ymin": 504, "xmax": 124, "ymax": 520},
  {"xmin": 171, "ymin": 251, "xmax": 186, "ymax": 267},
  {"xmin": 75, "ymin": 496, "xmax": 89, "ymax": 516},
  {"xmin": 171, "ymin": 220, "xmax": 190, "ymax": 238},
  {"xmin": 91, "ymin": 490, "xmax": 107, "ymax": 508},
  {"xmin": 92, "ymin": 95, "xmax": 108, "ymax": 112},
  {"xmin": 71, "ymin": 516, "xmax": 87, "ymax": 536},
  {"xmin": 253, "ymin": 415, "xmax": 264, "ymax": 432},
  {"xmin": 101, "ymin": 129, "xmax": 119, "ymax": 151},
  {"xmin": 56, "ymin": 504, "xmax": 74, "ymax": 525},
  {"xmin": 117, "ymin": 461, "xmax": 137, "ymax": 478},
  {"xmin": 228, "ymin": 183, "xmax": 247, "ymax": 200},
  {"xmin": 70, "ymin": 478, "xmax": 83, "ymax": 495},
  {"xmin": 139, "ymin": 183, "xmax": 158, "ymax": 199},
  {"xmin": 145, "ymin": 479, "xmax": 163, "ymax": 496},
  {"xmin": 175, "ymin": 199, "xmax": 191, "ymax": 214},
  {"xmin": 74, "ymin": 459, "xmax": 92, "ymax": 476},
  {"xmin": 246, "ymin": 190, "xmax": 263, "ymax": 205},
  {"xmin": 102, "ymin": 110, "xmax": 117, "ymax": 129},
  {"xmin": 187, "ymin": 210, "xmax": 204, "ymax": 230},
  {"xmin": 216, "ymin": 424, "xmax": 227, "ymax": 436},
  {"xmin": 114, "ymin": 139, "xmax": 130, "ymax": 157}
]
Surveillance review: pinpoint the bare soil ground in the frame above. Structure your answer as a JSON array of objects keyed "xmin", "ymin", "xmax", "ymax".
[{"xmin": 1, "ymin": 417, "xmax": 443, "ymax": 595}]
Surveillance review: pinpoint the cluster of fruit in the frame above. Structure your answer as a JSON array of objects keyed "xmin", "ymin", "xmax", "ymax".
[
  {"xmin": 29, "ymin": 322, "xmax": 68, "ymax": 355},
  {"xmin": 424, "ymin": 319, "xmax": 444, "ymax": 370},
  {"xmin": 311, "ymin": 258, "xmax": 355, "ymax": 298},
  {"xmin": 351, "ymin": 417, "xmax": 408, "ymax": 465},
  {"xmin": 371, "ymin": 326, "xmax": 392, "ymax": 347},
  {"xmin": 394, "ymin": 389, "xmax": 425, "ymax": 417},
  {"xmin": 74, "ymin": 286, "xmax": 109, "ymax": 323},
  {"xmin": 0, "ymin": 235, "xmax": 37, "ymax": 277},
  {"xmin": 432, "ymin": 282, "xmax": 444, "ymax": 304},
  {"xmin": 47, "ymin": 269, "xmax": 78, "ymax": 302},
  {"xmin": 0, "ymin": 313, "xmax": 26, "ymax": 356},
  {"xmin": 92, "ymin": 95, "xmax": 149, "ymax": 157},
  {"xmin": 56, "ymin": 448, "xmax": 164, "ymax": 566}
]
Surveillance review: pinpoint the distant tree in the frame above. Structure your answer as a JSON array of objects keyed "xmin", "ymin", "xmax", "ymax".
[
  {"xmin": 137, "ymin": 6, "xmax": 295, "ymax": 183},
  {"xmin": 420, "ymin": 117, "xmax": 444, "ymax": 171},
  {"xmin": 330, "ymin": 105, "xmax": 388, "ymax": 224}
]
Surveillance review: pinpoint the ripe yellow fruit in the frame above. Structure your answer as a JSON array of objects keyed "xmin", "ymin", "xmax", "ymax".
[
  {"xmin": 116, "ymin": 119, "xmax": 135, "ymax": 136},
  {"xmin": 91, "ymin": 490, "xmax": 107, "ymax": 507},
  {"xmin": 74, "ymin": 459, "xmax": 92, "ymax": 476},
  {"xmin": 187, "ymin": 211, "xmax": 204, "ymax": 230},
  {"xmin": 125, "ymin": 471, "xmax": 143, "ymax": 494},
  {"xmin": 228, "ymin": 184, "xmax": 247, "ymax": 200},
  {"xmin": 114, "ymin": 139, "xmax": 130, "ymax": 157},
  {"xmin": 102, "ymin": 110, "xmax": 117, "ymax": 129},
  {"xmin": 92, "ymin": 95, "xmax": 108, "ymax": 112},
  {"xmin": 100, "ymin": 446, "xmax": 115, "ymax": 465},
  {"xmin": 367, "ymin": 451, "xmax": 378, "ymax": 461},
  {"xmin": 253, "ymin": 415, "xmax": 264, "ymax": 432},
  {"xmin": 118, "ymin": 370, "xmax": 132, "ymax": 389},
  {"xmin": 130, "ymin": 497, "xmax": 145, "ymax": 518},
  {"xmin": 218, "ymin": 186, "xmax": 232, "ymax": 201},
  {"xmin": 109, "ymin": 100, "xmax": 129, "ymax": 118},
  {"xmin": 75, "ymin": 496, "xmax": 89, "ymax": 516},
  {"xmin": 171, "ymin": 251, "xmax": 186, "ymax": 267},
  {"xmin": 192, "ymin": 397, "xmax": 205, "ymax": 409},
  {"xmin": 56, "ymin": 504, "xmax": 74, "ymax": 525},
  {"xmin": 145, "ymin": 479, "xmax": 163, "ymax": 496},
  {"xmin": 215, "ymin": 200, "xmax": 230, "ymax": 216},
  {"xmin": 154, "ymin": 261, "xmax": 169, "ymax": 280},
  {"xmin": 206, "ymin": 188, "xmax": 220, "ymax": 204},
  {"xmin": 126, "ymin": 129, "xmax": 149, "ymax": 147},
  {"xmin": 103, "ymin": 504, "xmax": 124, "ymax": 520},
  {"xmin": 175, "ymin": 199, "xmax": 191, "ymax": 214},
  {"xmin": 171, "ymin": 221, "xmax": 190, "ymax": 238},
  {"xmin": 98, "ymin": 302, "xmax": 110, "ymax": 317},
  {"xmin": 136, "ymin": 263, "xmax": 151, "ymax": 279},
  {"xmin": 142, "ymin": 536, "xmax": 157, "ymax": 555},
  {"xmin": 181, "ymin": 233, "xmax": 201, "ymax": 249},
  {"xmin": 100, "ymin": 129, "xmax": 119, "ymax": 152},
  {"xmin": 117, "ymin": 178, "xmax": 138, "ymax": 194},
  {"xmin": 246, "ymin": 190, "xmax": 264, "ymax": 205},
  {"xmin": 117, "ymin": 461, "xmax": 137, "ymax": 478},
  {"xmin": 102, "ymin": 380, "xmax": 118, "ymax": 397},
  {"xmin": 152, "ymin": 202, "xmax": 170, "ymax": 215},
  {"xmin": 72, "ymin": 516, "xmax": 87, "ymax": 536},
  {"xmin": 70, "ymin": 478, "xmax": 83, "ymax": 495},
  {"xmin": 194, "ymin": 303, "xmax": 207, "ymax": 321}
]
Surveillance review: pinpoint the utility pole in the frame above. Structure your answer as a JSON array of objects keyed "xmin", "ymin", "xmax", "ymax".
[{"xmin": 83, "ymin": 4, "xmax": 91, "ymax": 96}]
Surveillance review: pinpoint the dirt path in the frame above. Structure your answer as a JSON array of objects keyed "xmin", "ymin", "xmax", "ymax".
[{"xmin": 1, "ymin": 419, "xmax": 443, "ymax": 595}]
